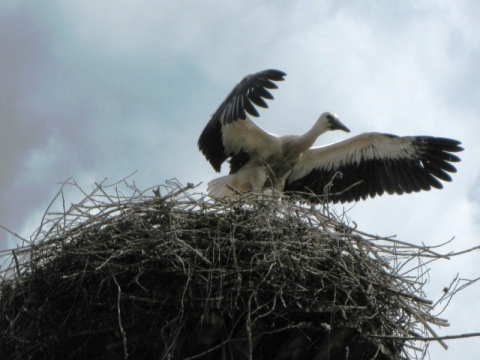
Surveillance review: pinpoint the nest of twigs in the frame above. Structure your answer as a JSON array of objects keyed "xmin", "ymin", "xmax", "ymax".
[{"xmin": 0, "ymin": 179, "xmax": 470, "ymax": 360}]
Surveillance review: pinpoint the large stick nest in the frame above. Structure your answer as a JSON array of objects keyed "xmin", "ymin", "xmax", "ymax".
[{"xmin": 0, "ymin": 179, "xmax": 467, "ymax": 359}]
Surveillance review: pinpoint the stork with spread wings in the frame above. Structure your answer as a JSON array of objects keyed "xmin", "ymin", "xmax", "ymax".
[{"xmin": 198, "ymin": 69, "xmax": 463, "ymax": 203}]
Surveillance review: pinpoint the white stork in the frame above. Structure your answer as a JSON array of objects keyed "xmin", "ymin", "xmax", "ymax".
[{"xmin": 198, "ymin": 69, "xmax": 463, "ymax": 203}]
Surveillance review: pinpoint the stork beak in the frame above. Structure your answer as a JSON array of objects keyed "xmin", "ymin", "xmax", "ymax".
[{"xmin": 329, "ymin": 118, "xmax": 351, "ymax": 133}]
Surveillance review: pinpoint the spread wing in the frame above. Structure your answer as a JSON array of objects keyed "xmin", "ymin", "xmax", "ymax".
[
  {"xmin": 285, "ymin": 133, "xmax": 463, "ymax": 203},
  {"xmin": 198, "ymin": 69, "xmax": 286, "ymax": 172}
]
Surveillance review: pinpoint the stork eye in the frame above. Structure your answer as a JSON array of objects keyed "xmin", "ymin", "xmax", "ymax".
[{"xmin": 326, "ymin": 114, "xmax": 335, "ymax": 121}]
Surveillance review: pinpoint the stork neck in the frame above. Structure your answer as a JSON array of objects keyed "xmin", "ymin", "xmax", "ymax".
[{"xmin": 297, "ymin": 123, "xmax": 329, "ymax": 150}]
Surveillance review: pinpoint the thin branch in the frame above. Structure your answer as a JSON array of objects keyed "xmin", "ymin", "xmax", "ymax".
[
  {"xmin": 112, "ymin": 274, "xmax": 128, "ymax": 360},
  {"xmin": 368, "ymin": 332, "xmax": 480, "ymax": 342}
]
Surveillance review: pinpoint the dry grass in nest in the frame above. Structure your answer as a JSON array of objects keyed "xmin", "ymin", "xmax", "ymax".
[{"xmin": 0, "ymin": 178, "xmax": 478, "ymax": 360}]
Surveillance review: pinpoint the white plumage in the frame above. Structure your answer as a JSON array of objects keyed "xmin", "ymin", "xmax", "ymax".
[{"xmin": 198, "ymin": 69, "xmax": 463, "ymax": 203}]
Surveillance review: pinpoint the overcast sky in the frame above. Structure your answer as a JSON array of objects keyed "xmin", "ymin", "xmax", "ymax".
[{"xmin": 1, "ymin": 1, "xmax": 479, "ymax": 358}]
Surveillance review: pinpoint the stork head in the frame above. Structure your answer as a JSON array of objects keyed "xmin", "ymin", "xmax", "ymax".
[{"xmin": 318, "ymin": 112, "xmax": 350, "ymax": 133}]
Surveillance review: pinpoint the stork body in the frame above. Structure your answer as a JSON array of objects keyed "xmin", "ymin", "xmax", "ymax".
[{"xmin": 198, "ymin": 69, "xmax": 463, "ymax": 203}]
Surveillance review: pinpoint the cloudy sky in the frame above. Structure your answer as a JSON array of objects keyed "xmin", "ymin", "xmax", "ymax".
[{"xmin": 1, "ymin": 0, "xmax": 479, "ymax": 357}]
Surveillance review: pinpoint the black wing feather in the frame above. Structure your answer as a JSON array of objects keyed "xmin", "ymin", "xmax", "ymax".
[
  {"xmin": 285, "ymin": 136, "xmax": 463, "ymax": 203},
  {"xmin": 198, "ymin": 69, "xmax": 286, "ymax": 172},
  {"xmin": 229, "ymin": 151, "xmax": 251, "ymax": 175}
]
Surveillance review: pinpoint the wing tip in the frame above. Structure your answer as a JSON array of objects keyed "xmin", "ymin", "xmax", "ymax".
[{"xmin": 258, "ymin": 69, "xmax": 287, "ymax": 80}]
